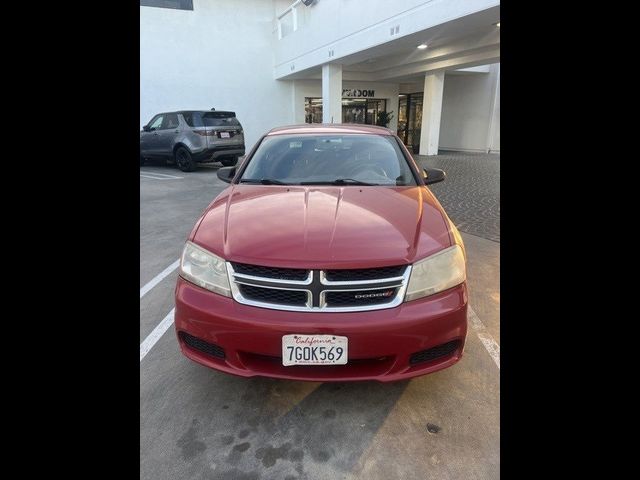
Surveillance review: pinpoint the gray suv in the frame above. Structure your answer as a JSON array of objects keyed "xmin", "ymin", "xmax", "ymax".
[{"xmin": 140, "ymin": 110, "xmax": 245, "ymax": 172}]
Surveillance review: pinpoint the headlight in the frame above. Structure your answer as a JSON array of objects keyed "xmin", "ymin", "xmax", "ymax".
[
  {"xmin": 405, "ymin": 245, "xmax": 466, "ymax": 302},
  {"xmin": 179, "ymin": 241, "xmax": 231, "ymax": 297}
]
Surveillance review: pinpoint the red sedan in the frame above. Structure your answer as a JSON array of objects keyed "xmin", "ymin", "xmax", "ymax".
[{"xmin": 175, "ymin": 124, "xmax": 467, "ymax": 382}]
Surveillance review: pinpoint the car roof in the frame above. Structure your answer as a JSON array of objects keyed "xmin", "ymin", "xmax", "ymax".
[
  {"xmin": 266, "ymin": 124, "xmax": 394, "ymax": 136},
  {"xmin": 169, "ymin": 110, "xmax": 237, "ymax": 116}
]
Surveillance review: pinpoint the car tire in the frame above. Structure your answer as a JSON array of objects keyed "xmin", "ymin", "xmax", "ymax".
[
  {"xmin": 220, "ymin": 156, "xmax": 238, "ymax": 167},
  {"xmin": 175, "ymin": 147, "xmax": 196, "ymax": 172}
]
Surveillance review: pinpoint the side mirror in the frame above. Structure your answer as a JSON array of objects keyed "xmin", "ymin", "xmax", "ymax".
[
  {"xmin": 423, "ymin": 168, "xmax": 446, "ymax": 185},
  {"xmin": 217, "ymin": 166, "xmax": 236, "ymax": 183},
  {"xmin": 143, "ymin": 125, "xmax": 151, "ymax": 132}
]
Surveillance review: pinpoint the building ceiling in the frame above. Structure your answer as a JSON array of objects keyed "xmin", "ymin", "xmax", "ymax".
[{"xmin": 282, "ymin": 6, "xmax": 500, "ymax": 83}]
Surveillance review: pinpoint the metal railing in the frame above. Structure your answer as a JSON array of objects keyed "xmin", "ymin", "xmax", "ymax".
[{"xmin": 276, "ymin": 0, "xmax": 302, "ymax": 39}]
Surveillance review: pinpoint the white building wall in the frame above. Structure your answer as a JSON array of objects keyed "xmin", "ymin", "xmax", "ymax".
[
  {"xmin": 439, "ymin": 63, "xmax": 500, "ymax": 152},
  {"xmin": 140, "ymin": 0, "xmax": 294, "ymax": 151}
]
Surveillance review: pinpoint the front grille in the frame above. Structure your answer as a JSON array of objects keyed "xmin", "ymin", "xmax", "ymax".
[
  {"xmin": 229, "ymin": 262, "xmax": 410, "ymax": 312},
  {"xmin": 231, "ymin": 262, "xmax": 309, "ymax": 281},
  {"xmin": 325, "ymin": 288, "xmax": 398, "ymax": 307},
  {"xmin": 325, "ymin": 265, "xmax": 407, "ymax": 282},
  {"xmin": 409, "ymin": 340, "xmax": 460, "ymax": 365},
  {"xmin": 179, "ymin": 331, "xmax": 225, "ymax": 359},
  {"xmin": 239, "ymin": 284, "xmax": 308, "ymax": 306}
]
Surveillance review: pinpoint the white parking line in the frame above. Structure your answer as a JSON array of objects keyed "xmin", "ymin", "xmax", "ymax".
[
  {"xmin": 140, "ymin": 173, "xmax": 184, "ymax": 180},
  {"xmin": 140, "ymin": 170, "xmax": 183, "ymax": 178},
  {"xmin": 140, "ymin": 259, "xmax": 180, "ymax": 298},
  {"xmin": 140, "ymin": 308, "xmax": 175, "ymax": 362},
  {"xmin": 468, "ymin": 306, "xmax": 500, "ymax": 369}
]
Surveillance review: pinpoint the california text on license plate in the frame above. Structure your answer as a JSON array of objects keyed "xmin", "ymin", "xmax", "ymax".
[{"xmin": 282, "ymin": 334, "xmax": 348, "ymax": 366}]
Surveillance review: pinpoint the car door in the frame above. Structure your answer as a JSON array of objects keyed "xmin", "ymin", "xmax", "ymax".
[
  {"xmin": 157, "ymin": 113, "xmax": 180, "ymax": 157},
  {"xmin": 141, "ymin": 114, "xmax": 164, "ymax": 157}
]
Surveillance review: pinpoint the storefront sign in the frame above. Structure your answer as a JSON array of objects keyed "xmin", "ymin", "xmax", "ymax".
[{"xmin": 342, "ymin": 88, "xmax": 375, "ymax": 98}]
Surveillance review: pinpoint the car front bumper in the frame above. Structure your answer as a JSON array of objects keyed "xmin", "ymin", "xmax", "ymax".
[{"xmin": 174, "ymin": 276, "xmax": 468, "ymax": 382}]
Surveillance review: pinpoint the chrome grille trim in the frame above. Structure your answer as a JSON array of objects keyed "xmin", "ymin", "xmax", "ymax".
[
  {"xmin": 227, "ymin": 262, "xmax": 412, "ymax": 312},
  {"xmin": 319, "ymin": 269, "xmax": 407, "ymax": 286},
  {"xmin": 232, "ymin": 270, "xmax": 313, "ymax": 285},
  {"xmin": 235, "ymin": 282, "xmax": 312, "ymax": 309}
]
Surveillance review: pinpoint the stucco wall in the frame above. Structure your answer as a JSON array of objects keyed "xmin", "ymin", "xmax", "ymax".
[
  {"xmin": 140, "ymin": 0, "xmax": 294, "ymax": 150},
  {"xmin": 439, "ymin": 63, "xmax": 500, "ymax": 152}
]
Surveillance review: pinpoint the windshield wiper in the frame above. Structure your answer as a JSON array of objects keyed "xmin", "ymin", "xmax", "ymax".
[
  {"xmin": 239, "ymin": 178, "xmax": 290, "ymax": 185},
  {"xmin": 300, "ymin": 178, "xmax": 379, "ymax": 186}
]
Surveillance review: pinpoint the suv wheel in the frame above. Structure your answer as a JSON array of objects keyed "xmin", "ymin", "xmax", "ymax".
[
  {"xmin": 175, "ymin": 147, "xmax": 196, "ymax": 172},
  {"xmin": 220, "ymin": 156, "xmax": 238, "ymax": 167}
]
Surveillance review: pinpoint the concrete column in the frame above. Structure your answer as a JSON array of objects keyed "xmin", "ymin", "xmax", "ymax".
[
  {"xmin": 419, "ymin": 71, "xmax": 445, "ymax": 155},
  {"xmin": 387, "ymin": 87, "xmax": 400, "ymax": 133},
  {"xmin": 486, "ymin": 64, "xmax": 500, "ymax": 153},
  {"xmin": 322, "ymin": 64, "xmax": 342, "ymax": 124}
]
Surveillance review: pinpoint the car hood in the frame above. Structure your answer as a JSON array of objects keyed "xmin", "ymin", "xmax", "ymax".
[{"xmin": 192, "ymin": 185, "xmax": 452, "ymax": 269}]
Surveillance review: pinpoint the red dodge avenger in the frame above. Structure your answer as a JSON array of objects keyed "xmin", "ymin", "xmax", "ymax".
[{"xmin": 174, "ymin": 124, "xmax": 467, "ymax": 382}]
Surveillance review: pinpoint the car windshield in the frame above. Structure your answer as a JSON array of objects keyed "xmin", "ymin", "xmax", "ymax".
[{"xmin": 239, "ymin": 134, "xmax": 417, "ymax": 186}]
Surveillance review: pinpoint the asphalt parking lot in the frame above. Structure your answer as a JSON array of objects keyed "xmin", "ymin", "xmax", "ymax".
[{"xmin": 140, "ymin": 155, "xmax": 500, "ymax": 480}]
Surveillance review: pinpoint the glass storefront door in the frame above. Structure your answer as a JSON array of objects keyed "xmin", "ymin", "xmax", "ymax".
[
  {"xmin": 305, "ymin": 98, "xmax": 323, "ymax": 124},
  {"xmin": 305, "ymin": 98, "xmax": 387, "ymax": 125},
  {"xmin": 397, "ymin": 93, "xmax": 423, "ymax": 153},
  {"xmin": 397, "ymin": 95, "xmax": 408, "ymax": 141},
  {"xmin": 342, "ymin": 99, "xmax": 367, "ymax": 123}
]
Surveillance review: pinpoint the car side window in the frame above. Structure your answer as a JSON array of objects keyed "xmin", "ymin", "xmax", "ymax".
[
  {"xmin": 148, "ymin": 115, "xmax": 163, "ymax": 130},
  {"xmin": 161, "ymin": 113, "xmax": 179, "ymax": 130},
  {"xmin": 181, "ymin": 112, "xmax": 194, "ymax": 127}
]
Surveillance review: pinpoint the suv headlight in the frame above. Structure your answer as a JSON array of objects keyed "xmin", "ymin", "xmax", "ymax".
[
  {"xmin": 405, "ymin": 245, "xmax": 466, "ymax": 302},
  {"xmin": 179, "ymin": 241, "xmax": 231, "ymax": 297}
]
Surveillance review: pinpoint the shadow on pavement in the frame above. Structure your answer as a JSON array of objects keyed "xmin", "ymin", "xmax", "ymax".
[
  {"xmin": 153, "ymin": 366, "xmax": 409, "ymax": 479},
  {"xmin": 140, "ymin": 159, "xmax": 223, "ymax": 174}
]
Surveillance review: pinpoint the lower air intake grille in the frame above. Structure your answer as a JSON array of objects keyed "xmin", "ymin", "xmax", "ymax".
[
  {"xmin": 409, "ymin": 340, "xmax": 460, "ymax": 365},
  {"xmin": 239, "ymin": 284, "xmax": 308, "ymax": 306},
  {"xmin": 179, "ymin": 332, "xmax": 225, "ymax": 359}
]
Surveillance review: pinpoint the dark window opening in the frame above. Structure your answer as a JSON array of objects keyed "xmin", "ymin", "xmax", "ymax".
[
  {"xmin": 181, "ymin": 112, "xmax": 195, "ymax": 127},
  {"xmin": 140, "ymin": 0, "xmax": 193, "ymax": 11},
  {"xmin": 180, "ymin": 112, "xmax": 240, "ymax": 128},
  {"xmin": 201, "ymin": 112, "xmax": 240, "ymax": 127},
  {"xmin": 161, "ymin": 113, "xmax": 179, "ymax": 130}
]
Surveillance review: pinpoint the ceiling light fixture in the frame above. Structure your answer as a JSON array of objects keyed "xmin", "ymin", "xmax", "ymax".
[
  {"xmin": 417, "ymin": 44, "xmax": 428, "ymax": 49},
  {"xmin": 496, "ymin": 22, "xmax": 500, "ymax": 27}
]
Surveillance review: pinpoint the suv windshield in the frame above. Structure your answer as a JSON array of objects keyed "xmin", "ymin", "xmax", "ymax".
[{"xmin": 240, "ymin": 134, "xmax": 417, "ymax": 186}]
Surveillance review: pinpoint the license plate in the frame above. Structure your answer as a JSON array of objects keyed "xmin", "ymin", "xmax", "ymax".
[
  {"xmin": 282, "ymin": 334, "xmax": 348, "ymax": 366},
  {"xmin": 219, "ymin": 131, "xmax": 230, "ymax": 138}
]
